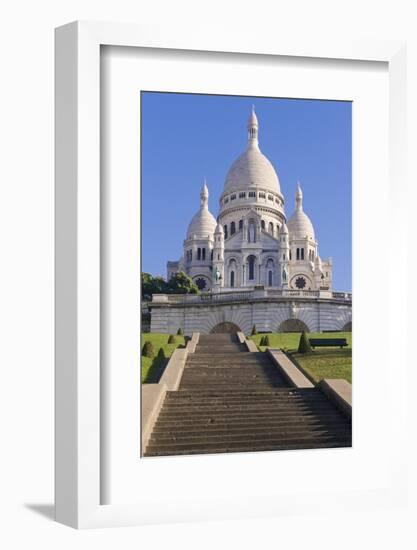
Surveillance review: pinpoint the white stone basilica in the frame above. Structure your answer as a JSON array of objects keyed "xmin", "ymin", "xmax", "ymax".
[{"xmin": 167, "ymin": 108, "xmax": 333, "ymax": 294}]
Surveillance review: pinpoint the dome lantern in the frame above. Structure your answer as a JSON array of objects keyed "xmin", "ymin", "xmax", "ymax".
[{"xmin": 247, "ymin": 105, "xmax": 259, "ymax": 149}]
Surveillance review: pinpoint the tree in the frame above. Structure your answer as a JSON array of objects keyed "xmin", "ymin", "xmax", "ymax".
[
  {"xmin": 167, "ymin": 334, "xmax": 176, "ymax": 344},
  {"xmin": 141, "ymin": 271, "xmax": 199, "ymax": 299},
  {"xmin": 141, "ymin": 272, "xmax": 166, "ymax": 300},
  {"xmin": 166, "ymin": 271, "xmax": 199, "ymax": 294},
  {"xmin": 142, "ymin": 340, "xmax": 155, "ymax": 358},
  {"xmin": 177, "ymin": 327, "xmax": 184, "ymax": 335},
  {"xmin": 298, "ymin": 331, "xmax": 312, "ymax": 354},
  {"xmin": 263, "ymin": 335, "xmax": 270, "ymax": 347},
  {"xmin": 251, "ymin": 325, "xmax": 258, "ymax": 336}
]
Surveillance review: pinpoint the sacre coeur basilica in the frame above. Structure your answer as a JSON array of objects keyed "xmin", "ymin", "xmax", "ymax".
[{"xmin": 150, "ymin": 107, "xmax": 351, "ymax": 335}]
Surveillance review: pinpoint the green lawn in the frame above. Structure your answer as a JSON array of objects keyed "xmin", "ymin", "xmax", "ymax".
[
  {"xmin": 141, "ymin": 333, "xmax": 186, "ymax": 383},
  {"xmin": 250, "ymin": 332, "xmax": 352, "ymax": 384}
]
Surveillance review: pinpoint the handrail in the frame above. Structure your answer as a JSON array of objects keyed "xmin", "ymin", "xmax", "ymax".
[{"xmin": 152, "ymin": 288, "xmax": 352, "ymax": 304}]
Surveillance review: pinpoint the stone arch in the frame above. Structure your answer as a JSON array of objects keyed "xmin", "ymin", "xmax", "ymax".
[
  {"xmin": 210, "ymin": 321, "xmax": 242, "ymax": 334},
  {"xmin": 342, "ymin": 321, "xmax": 352, "ymax": 332},
  {"xmin": 278, "ymin": 319, "xmax": 310, "ymax": 333}
]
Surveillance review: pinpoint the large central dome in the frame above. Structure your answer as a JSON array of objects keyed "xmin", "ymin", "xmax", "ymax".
[
  {"xmin": 223, "ymin": 107, "xmax": 281, "ymax": 195},
  {"xmin": 224, "ymin": 147, "xmax": 281, "ymax": 194}
]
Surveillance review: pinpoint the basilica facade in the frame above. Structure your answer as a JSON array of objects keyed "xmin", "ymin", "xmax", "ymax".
[{"xmin": 167, "ymin": 108, "xmax": 333, "ymax": 293}]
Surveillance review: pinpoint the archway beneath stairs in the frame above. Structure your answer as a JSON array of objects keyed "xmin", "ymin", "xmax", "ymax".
[
  {"xmin": 210, "ymin": 322, "xmax": 242, "ymax": 334},
  {"xmin": 278, "ymin": 319, "xmax": 310, "ymax": 333}
]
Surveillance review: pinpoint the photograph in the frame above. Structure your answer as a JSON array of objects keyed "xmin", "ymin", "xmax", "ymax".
[{"xmin": 140, "ymin": 91, "xmax": 352, "ymax": 457}]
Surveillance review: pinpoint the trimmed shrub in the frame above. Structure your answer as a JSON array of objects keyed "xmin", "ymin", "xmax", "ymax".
[
  {"xmin": 177, "ymin": 327, "xmax": 184, "ymax": 335},
  {"xmin": 263, "ymin": 335, "xmax": 270, "ymax": 347},
  {"xmin": 251, "ymin": 324, "xmax": 258, "ymax": 336},
  {"xmin": 142, "ymin": 340, "xmax": 155, "ymax": 358},
  {"xmin": 157, "ymin": 347, "xmax": 166, "ymax": 361},
  {"xmin": 167, "ymin": 334, "xmax": 176, "ymax": 344},
  {"xmin": 298, "ymin": 331, "xmax": 312, "ymax": 354}
]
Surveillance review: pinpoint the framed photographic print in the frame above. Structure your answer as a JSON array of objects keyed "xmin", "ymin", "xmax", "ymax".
[{"xmin": 55, "ymin": 21, "xmax": 407, "ymax": 528}]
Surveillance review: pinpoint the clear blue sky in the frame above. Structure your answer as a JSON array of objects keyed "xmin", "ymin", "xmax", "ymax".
[{"xmin": 141, "ymin": 92, "xmax": 352, "ymax": 292}]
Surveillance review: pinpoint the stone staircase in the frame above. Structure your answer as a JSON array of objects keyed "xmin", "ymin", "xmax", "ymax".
[{"xmin": 144, "ymin": 334, "xmax": 351, "ymax": 457}]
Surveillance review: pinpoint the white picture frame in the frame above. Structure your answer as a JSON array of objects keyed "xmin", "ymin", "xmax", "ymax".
[{"xmin": 55, "ymin": 21, "xmax": 407, "ymax": 529}]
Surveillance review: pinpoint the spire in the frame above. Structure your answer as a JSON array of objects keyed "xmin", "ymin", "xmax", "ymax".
[
  {"xmin": 247, "ymin": 105, "xmax": 259, "ymax": 149},
  {"xmin": 295, "ymin": 182, "xmax": 303, "ymax": 211},
  {"xmin": 200, "ymin": 178, "xmax": 209, "ymax": 209}
]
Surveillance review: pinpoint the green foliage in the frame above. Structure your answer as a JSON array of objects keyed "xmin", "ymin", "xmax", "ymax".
[
  {"xmin": 141, "ymin": 272, "xmax": 167, "ymax": 300},
  {"xmin": 141, "ymin": 340, "xmax": 155, "ymax": 358},
  {"xmin": 141, "ymin": 333, "xmax": 186, "ymax": 383},
  {"xmin": 263, "ymin": 335, "xmax": 270, "ymax": 347},
  {"xmin": 251, "ymin": 324, "xmax": 258, "ymax": 336},
  {"xmin": 167, "ymin": 334, "xmax": 176, "ymax": 344},
  {"xmin": 141, "ymin": 271, "xmax": 199, "ymax": 299},
  {"xmin": 177, "ymin": 327, "xmax": 184, "ymax": 335},
  {"xmin": 166, "ymin": 271, "xmax": 199, "ymax": 294},
  {"xmin": 298, "ymin": 331, "xmax": 312, "ymax": 354}
]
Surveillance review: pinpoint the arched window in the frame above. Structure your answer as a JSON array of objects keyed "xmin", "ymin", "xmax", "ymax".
[
  {"xmin": 312, "ymin": 250, "xmax": 315, "ymax": 261},
  {"xmin": 211, "ymin": 249, "xmax": 213, "ymax": 260},
  {"xmin": 282, "ymin": 253, "xmax": 285, "ymax": 260},
  {"xmin": 276, "ymin": 224, "xmax": 280, "ymax": 235},
  {"xmin": 289, "ymin": 250, "xmax": 292, "ymax": 260},
  {"xmin": 261, "ymin": 220, "xmax": 266, "ymax": 230},
  {"xmin": 190, "ymin": 250, "xmax": 192, "ymax": 261},
  {"xmin": 202, "ymin": 248, "xmax": 206, "ymax": 261},
  {"xmin": 268, "ymin": 222, "xmax": 274, "ymax": 235},
  {"xmin": 248, "ymin": 220, "xmax": 256, "ymax": 242},
  {"xmin": 224, "ymin": 225, "xmax": 228, "ymax": 239},
  {"xmin": 230, "ymin": 270, "xmax": 235, "ymax": 288},
  {"xmin": 248, "ymin": 255, "xmax": 255, "ymax": 280},
  {"xmin": 239, "ymin": 219, "xmax": 243, "ymax": 230},
  {"xmin": 296, "ymin": 248, "xmax": 300, "ymax": 260},
  {"xmin": 301, "ymin": 248, "xmax": 304, "ymax": 260},
  {"xmin": 197, "ymin": 248, "xmax": 201, "ymax": 261},
  {"xmin": 268, "ymin": 270, "xmax": 273, "ymax": 286},
  {"xmin": 230, "ymin": 221, "xmax": 236, "ymax": 235}
]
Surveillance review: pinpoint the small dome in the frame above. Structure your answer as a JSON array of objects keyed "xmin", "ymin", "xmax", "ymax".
[
  {"xmin": 223, "ymin": 147, "xmax": 281, "ymax": 194},
  {"xmin": 279, "ymin": 222, "xmax": 289, "ymax": 235},
  {"xmin": 187, "ymin": 209, "xmax": 217, "ymax": 238},
  {"xmin": 186, "ymin": 181, "xmax": 217, "ymax": 238},
  {"xmin": 215, "ymin": 222, "xmax": 224, "ymax": 234},
  {"xmin": 287, "ymin": 183, "xmax": 315, "ymax": 240}
]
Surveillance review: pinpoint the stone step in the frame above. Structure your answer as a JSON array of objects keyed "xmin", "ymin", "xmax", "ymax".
[
  {"xmin": 146, "ymin": 435, "xmax": 351, "ymax": 456},
  {"xmin": 153, "ymin": 417, "xmax": 349, "ymax": 433},
  {"xmin": 155, "ymin": 413, "xmax": 349, "ymax": 428},
  {"xmin": 149, "ymin": 426, "xmax": 351, "ymax": 445},
  {"xmin": 163, "ymin": 394, "xmax": 330, "ymax": 405},
  {"xmin": 166, "ymin": 389, "xmax": 316, "ymax": 398},
  {"xmin": 157, "ymin": 406, "xmax": 342, "ymax": 421}
]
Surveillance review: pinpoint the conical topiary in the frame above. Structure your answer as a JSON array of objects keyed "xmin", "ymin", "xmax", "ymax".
[
  {"xmin": 177, "ymin": 327, "xmax": 183, "ymax": 336},
  {"xmin": 298, "ymin": 331, "xmax": 312, "ymax": 354},
  {"xmin": 157, "ymin": 347, "xmax": 166, "ymax": 361},
  {"xmin": 263, "ymin": 335, "xmax": 270, "ymax": 347},
  {"xmin": 251, "ymin": 324, "xmax": 257, "ymax": 336},
  {"xmin": 142, "ymin": 340, "xmax": 155, "ymax": 358},
  {"xmin": 167, "ymin": 334, "xmax": 176, "ymax": 344}
]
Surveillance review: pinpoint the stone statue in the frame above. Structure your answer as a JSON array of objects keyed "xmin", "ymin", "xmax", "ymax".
[
  {"xmin": 282, "ymin": 266, "xmax": 287, "ymax": 282},
  {"xmin": 214, "ymin": 266, "xmax": 221, "ymax": 282}
]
